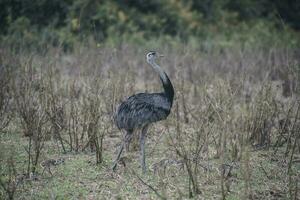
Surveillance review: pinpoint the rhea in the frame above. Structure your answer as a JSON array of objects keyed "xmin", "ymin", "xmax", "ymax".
[{"xmin": 112, "ymin": 51, "xmax": 174, "ymax": 173}]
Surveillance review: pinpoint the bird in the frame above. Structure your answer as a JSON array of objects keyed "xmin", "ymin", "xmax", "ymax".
[
  {"xmin": 112, "ymin": 51, "xmax": 174, "ymax": 173},
  {"xmin": 40, "ymin": 158, "xmax": 65, "ymax": 176}
]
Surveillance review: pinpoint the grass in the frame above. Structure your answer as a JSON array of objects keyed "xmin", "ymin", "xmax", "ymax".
[
  {"xmin": 1, "ymin": 130, "xmax": 298, "ymax": 199},
  {"xmin": 0, "ymin": 39, "xmax": 300, "ymax": 199}
]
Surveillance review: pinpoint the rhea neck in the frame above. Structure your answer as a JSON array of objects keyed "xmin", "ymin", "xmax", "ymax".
[{"xmin": 147, "ymin": 58, "xmax": 174, "ymax": 106}]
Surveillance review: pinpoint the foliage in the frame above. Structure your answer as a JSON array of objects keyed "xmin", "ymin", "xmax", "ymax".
[{"xmin": 0, "ymin": 0, "xmax": 299, "ymax": 50}]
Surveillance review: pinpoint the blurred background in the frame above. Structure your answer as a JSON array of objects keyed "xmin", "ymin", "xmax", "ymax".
[{"xmin": 1, "ymin": 0, "xmax": 299, "ymax": 49}]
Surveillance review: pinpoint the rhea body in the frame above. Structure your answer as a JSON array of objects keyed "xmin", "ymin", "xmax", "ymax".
[{"xmin": 112, "ymin": 51, "xmax": 174, "ymax": 173}]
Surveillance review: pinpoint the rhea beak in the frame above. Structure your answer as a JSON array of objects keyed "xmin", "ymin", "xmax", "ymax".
[{"xmin": 158, "ymin": 54, "xmax": 164, "ymax": 57}]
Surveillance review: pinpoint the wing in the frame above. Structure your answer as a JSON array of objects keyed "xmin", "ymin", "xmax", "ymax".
[{"xmin": 115, "ymin": 93, "xmax": 171, "ymax": 130}]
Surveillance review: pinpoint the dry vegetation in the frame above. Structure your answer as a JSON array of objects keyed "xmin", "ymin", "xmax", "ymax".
[{"xmin": 0, "ymin": 41, "xmax": 299, "ymax": 199}]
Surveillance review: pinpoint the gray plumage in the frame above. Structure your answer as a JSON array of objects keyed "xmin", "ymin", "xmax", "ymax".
[
  {"xmin": 112, "ymin": 51, "xmax": 174, "ymax": 173},
  {"xmin": 115, "ymin": 93, "xmax": 171, "ymax": 131}
]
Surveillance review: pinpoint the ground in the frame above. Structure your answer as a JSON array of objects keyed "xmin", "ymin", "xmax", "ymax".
[{"xmin": 1, "ymin": 124, "xmax": 299, "ymax": 199}]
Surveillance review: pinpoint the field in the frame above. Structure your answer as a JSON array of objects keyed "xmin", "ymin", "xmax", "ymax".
[{"xmin": 0, "ymin": 40, "xmax": 300, "ymax": 199}]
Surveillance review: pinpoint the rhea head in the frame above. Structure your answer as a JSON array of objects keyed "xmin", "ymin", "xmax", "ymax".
[{"xmin": 146, "ymin": 51, "xmax": 164, "ymax": 64}]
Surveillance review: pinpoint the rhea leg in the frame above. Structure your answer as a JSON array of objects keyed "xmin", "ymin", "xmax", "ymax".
[
  {"xmin": 112, "ymin": 131, "xmax": 132, "ymax": 171},
  {"xmin": 125, "ymin": 132, "xmax": 134, "ymax": 152},
  {"xmin": 140, "ymin": 125, "xmax": 149, "ymax": 173}
]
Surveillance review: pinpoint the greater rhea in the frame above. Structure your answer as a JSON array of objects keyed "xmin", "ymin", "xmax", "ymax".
[{"xmin": 112, "ymin": 51, "xmax": 174, "ymax": 173}]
